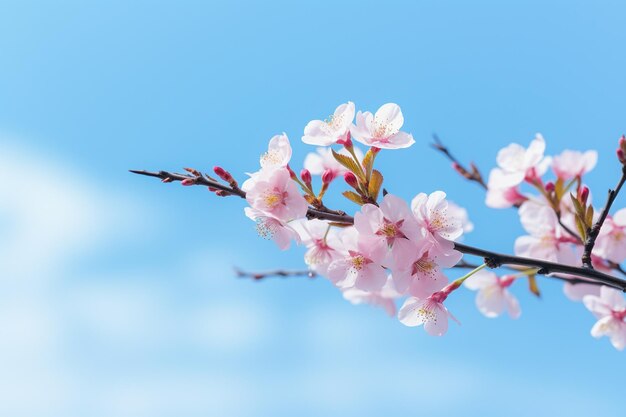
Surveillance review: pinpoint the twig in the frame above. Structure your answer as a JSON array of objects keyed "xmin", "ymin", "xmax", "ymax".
[
  {"xmin": 431, "ymin": 134, "xmax": 488, "ymax": 190},
  {"xmin": 235, "ymin": 268, "xmax": 317, "ymax": 280},
  {"xmin": 581, "ymin": 166, "xmax": 626, "ymax": 268},
  {"xmin": 131, "ymin": 168, "xmax": 626, "ymax": 291}
]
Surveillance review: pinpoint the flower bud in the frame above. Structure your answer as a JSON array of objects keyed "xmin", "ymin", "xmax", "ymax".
[
  {"xmin": 579, "ymin": 186, "xmax": 589, "ymax": 205},
  {"xmin": 618, "ymin": 148, "xmax": 626, "ymax": 165},
  {"xmin": 213, "ymin": 166, "xmax": 232, "ymax": 182},
  {"xmin": 545, "ymin": 181, "xmax": 555, "ymax": 193},
  {"xmin": 322, "ymin": 169, "xmax": 335, "ymax": 184},
  {"xmin": 286, "ymin": 164, "xmax": 298, "ymax": 180},
  {"xmin": 300, "ymin": 169, "xmax": 312, "ymax": 188},
  {"xmin": 344, "ymin": 171, "xmax": 359, "ymax": 189},
  {"xmin": 181, "ymin": 178, "xmax": 195, "ymax": 186}
]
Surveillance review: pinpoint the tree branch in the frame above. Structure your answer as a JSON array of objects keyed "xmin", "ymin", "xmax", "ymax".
[
  {"xmin": 131, "ymin": 168, "xmax": 626, "ymax": 291},
  {"xmin": 235, "ymin": 267, "xmax": 317, "ymax": 280},
  {"xmin": 431, "ymin": 134, "xmax": 488, "ymax": 190},
  {"xmin": 581, "ymin": 166, "xmax": 626, "ymax": 268}
]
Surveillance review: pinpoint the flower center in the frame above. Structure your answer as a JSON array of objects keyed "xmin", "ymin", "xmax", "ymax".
[
  {"xmin": 372, "ymin": 117, "xmax": 398, "ymax": 139},
  {"xmin": 348, "ymin": 250, "xmax": 371, "ymax": 271},
  {"xmin": 375, "ymin": 218, "xmax": 406, "ymax": 245},
  {"xmin": 255, "ymin": 218, "xmax": 277, "ymax": 239},
  {"xmin": 263, "ymin": 188, "xmax": 287, "ymax": 209},
  {"xmin": 612, "ymin": 309, "xmax": 626, "ymax": 321}
]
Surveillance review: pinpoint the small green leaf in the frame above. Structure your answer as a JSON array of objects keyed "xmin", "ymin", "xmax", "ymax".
[
  {"xmin": 585, "ymin": 205, "xmax": 594, "ymax": 228},
  {"xmin": 570, "ymin": 193, "xmax": 584, "ymax": 217},
  {"xmin": 575, "ymin": 215, "xmax": 587, "ymax": 241},
  {"xmin": 342, "ymin": 191, "xmax": 365, "ymax": 205}
]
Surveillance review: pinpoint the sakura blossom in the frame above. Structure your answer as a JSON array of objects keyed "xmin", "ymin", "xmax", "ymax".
[
  {"xmin": 302, "ymin": 101, "xmax": 355, "ymax": 146},
  {"xmin": 593, "ymin": 208, "xmax": 626, "ymax": 264},
  {"xmin": 350, "ymin": 103, "xmax": 415, "ymax": 149},
  {"xmin": 326, "ymin": 227, "xmax": 388, "ymax": 291},
  {"xmin": 552, "ymin": 149, "xmax": 598, "ymax": 180},
  {"xmin": 244, "ymin": 207, "xmax": 300, "ymax": 250},
  {"xmin": 342, "ymin": 275, "xmax": 401, "ymax": 317},
  {"xmin": 583, "ymin": 286, "xmax": 626, "ymax": 350},
  {"xmin": 292, "ymin": 219, "xmax": 340, "ymax": 274},
  {"xmin": 513, "ymin": 201, "xmax": 570, "ymax": 262},
  {"xmin": 354, "ymin": 193, "xmax": 421, "ymax": 255},
  {"xmin": 411, "ymin": 191, "xmax": 464, "ymax": 246},
  {"xmin": 487, "ymin": 134, "xmax": 551, "ymax": 189},
  {"xmin": 398, "ymin": 294, "xmax": 458, "ymax": 336},
  {"xmin": 464, "ymin": 270, "xmax": 521, "ymax": 319},
  {"xmin": 447, "ymin": 201, "xmax": 474, "ymax": 234},
  {"xmin": 485, "ymin": 177, "xmax": 527, "ymax": 209},
  {"xmin": 244, "ymin": 168, "xmax": 308, "ymax": 221},
  {"xmin": 260, "ymin": 133, "xmax": 292, "ymax": 169}
]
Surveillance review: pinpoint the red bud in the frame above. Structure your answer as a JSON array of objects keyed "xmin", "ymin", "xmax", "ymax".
[
  {"xmin": 322, "ymin": 169, "xmax": 335, "ymax": 184},
  {"xmin": 545, "ymin": 181, "xmax": 555, "ymax": 193},
  {"xmin": 181, "ymin": 178, "xmax": 195, "ymax": 186},
  {"xmin": 344, "ymin": 171, "xmax": 359, "ymax": 189},
  {"xmin": 579, "ymin": 186, "xmax": 589, "ymax": 205},
  {"xmin": 300, "ymin": 169, "xmax": 312, "ymax": 187},
  {"xmin": 286, "ymin": 165, "xmax": 297, "ymax": 180},
  {"xmin": 618, "ymin": 148, "xmax": 626, "ymax": 165}
]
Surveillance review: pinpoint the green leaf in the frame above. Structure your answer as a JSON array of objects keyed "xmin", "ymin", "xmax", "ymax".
[
  {"xmin": 368, "ymin": 170, "xmax": 384, "ymax": 202},
  {"xmin": 570, "ymin": 193, "xmax": 584, "ymax": 217},
  {"xmin": 332, "ymin": 150, "xmax": 365, "ymax": 182},
  {"xmin": 575, "ymin": 215, "xmax": 587, "ymax": 241},
  {"xmin": 585, "ymin": 205, "xmax": 594, "ymax": 228},
  {"xmin": 342, "ymin": 191, "xmax": 365, "ymax": 205}
]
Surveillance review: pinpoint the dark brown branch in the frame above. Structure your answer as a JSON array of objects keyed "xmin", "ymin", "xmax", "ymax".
[
  {"xmin": 431, "ymin": 134, "xmax": 488, "ymax": 190},
  {"xmin": 581, "ymin": 166, "xmax": 626, "ymax": 268},
  {"xmin": 131, "ymin": 168, "xmax": 626, "ymax": 291}
]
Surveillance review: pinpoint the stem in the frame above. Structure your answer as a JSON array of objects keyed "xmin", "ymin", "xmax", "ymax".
[
  {"xmin": 131, "ymin": 168, "xmax": 626, "ymax": 291},
  {"xmin": 581, "ymin": 166, "xmax": 626, "ymax": 268},
  {"xmin": 431, "ymin": 134, "xmax": 488, "ymax": 190},
  {"xmin": 235, "ymin": 268, "xmax": 317, "ymax": 280}
]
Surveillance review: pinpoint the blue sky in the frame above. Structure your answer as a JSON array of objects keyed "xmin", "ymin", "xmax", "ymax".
[{"xmin": 1, "ymin": 1, "xmax": 625, "ymax": 416}]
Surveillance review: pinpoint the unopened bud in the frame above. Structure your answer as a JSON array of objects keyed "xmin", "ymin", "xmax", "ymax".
[
  {"xmin": 579, "ymin": 186, "xmax": 590, "ymax": 205},
  {"xmin": 286, "ymin": 164, "xmax": 297, "ymax": 180},
  {"xmin": 161, "ymin": 177, "xmax": 173, "ymax": 183},
  {"xmin": 213, "ymin": 166, "xmax": 232, "ymax": 182},
  {"xmin": 618, "ymin": 148, "xmax": 626, "ymax": 165},
  {"xmin": 215, "ymin": 190, "xmax": 228, "ymax": 197},
  {"xmin": 300, "ymin": 169, "xmax": 312, "ymax": 187},
  {"xmin": 344, "ymin": 171, "xmax": 359, "ymax": 189},
  {"xmin": 545, "ymin": 181, "xmax": 555, "ymax": 193},
  {"xmin": 452, "ymin": 162, "xmax": 465, "ymax": 175},
  {"xmin": 619, "ymin": 135, "xmax": 626, "ymax": 150},
  {"xmin": 322, "ymin": 169, "xmax": 335, "ymax": 184},
  {"xmin": 181, "ymin": 178, "xmax": 195, "ymax": 186}
]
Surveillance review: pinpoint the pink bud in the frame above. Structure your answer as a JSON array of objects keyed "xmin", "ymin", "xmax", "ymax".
[
  {"xmin": 344, "ymin": 171, "xmax": 359, "ymax": 189},
  {"xmin": 322, "ymin": 169, "xmax": 335, "ymax": 184},
  {"xmin": 579, "ymin": 186, "xmax": 589, "ymax": 205},
  {"xmin": 286, "ymin": 165, "xmax": 297, "ymax": 180},
  {"xmin": 545, "ymin": 181, "xmax": 555, "ymax": 193},
  {"xmin": 618, "ymin": 148, "xmax": 626, "ymax": 164},
  {"xmin": 300, "ymin": 169, "xmax": 312, "ymax": 187},
  {"xmin": 452, "ymin": 162, "xmax": 464, "ymax": 175},
  {"xmin": 181, "ymin": 178, "xmax": 195, "ymax": 186},
  {"xmin": 213, "ymin": 166, "xmax": 232, "ymax": 182},
  {"xmin": 619, "ymin": 135, "xmax": 626, "ymax": 150}
]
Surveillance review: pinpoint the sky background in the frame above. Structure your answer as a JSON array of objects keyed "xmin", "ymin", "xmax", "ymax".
[{"xmin": 1, "ymin": 1, "xmax": 625, "ymax": 416}]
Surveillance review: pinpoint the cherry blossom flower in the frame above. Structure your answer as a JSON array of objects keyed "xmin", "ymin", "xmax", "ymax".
[
  {"xmin": 303, "ymin": 146, "xmax": 364, "ymax": 180},
  {"xmin": 398, "ymin": 293, "xmax": 458, "ymax": 336},
  {"xmin": 260, "ymin": 133, "xmax": 292, "ymax": 169},
  {"xmin": 583, "ymin": 286, "xmax": 626, "ymax": 350},
  {"xmin": 447, "ymin": 201, "xmax": 474, "ymax": 234},
  {"xmin": 411, "ymin": 191, "xmax": 464, "ymax": 254},
  {"xmin": 244, "ymin": 207, "xmax": 300, "ymax": 250},
  {"xmin": 464, "ymin": 270, "xmax": 521, "ymax": 319},
  {"xmin": 485, "ymin": 178, "xmax": 527, "ymax": 209},
  {"xmin": 488, "ymin": 134, "xmax": 551, "ymax": 189},
  {"xmin": 556, "ymin": 246, "xmax": 602, "ymax": 301},
  {"xmin": 326, "ymin": 227, "xmax": 388, "ymax": 291},
  {"xmin": 552, "ymin": 149, "xmax": 598, "ymax": 180},
  {"xmin": 354, "ymin": 193, "xmax": 421, "ymax": 255},
  {"xmin": 391, "ymin": 240, "xmax": 460, "ymax": 298},
  {"xmin": 244, "ymin": 168, "xmax": 308, "ymax": 221},
  {"xmin": 593, "ymin": 208, "xmax": 626, "ymax": 264},
  {"xmin": 292, "ymin": 219, "xmax": 340, "ymax": 274},
  {"xmin": 342, "ymin": 275, "xmax": 401, "ymax": 316},
  {"xmin": 302, "ymin": 101, "xmax": 355, "ymax": 146},
  {"xmin": 514, "ymin": 201, "xmax": 571, "ymax": 262},
  {"xmin": 350, "ymin": 103, "xmax": 415, "ymax": 149}
]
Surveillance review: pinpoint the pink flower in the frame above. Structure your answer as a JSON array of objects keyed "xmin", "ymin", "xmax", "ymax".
[
  {"xmin": 463, "ymin": 270, "xmax": 521, "ymax": 319},
  {"xmin": 593, "ymin": 208, "xmax": 626, "ymax": 264},
  {"xmin": 303, "ymin": 146, "xmax": 364, "ymax": 179},
  {"xmin": 488, "ymin": 134, "xmax": 551, "ymax": 189},
  {"xmin": 245, "ymin": 168, "xmax": 308, "ymax": 221},
  {"xmin": 391, "ymin": 240, "xmax": 460, "ymax": 298},
  {"xmin": 411, "ymin": 191, "xmax": 464, "ymax": 250},
  {"xmin": 447, "ymin": 201, "xmax": 474, "ymax": 234},
  {"xmin": 556, "ymin": 246, "xmax": 602, "ymax": 301},
  {"xmin": 342, "ymin": 275, "xmax": 401, "ymax": 317},
  {"xmin": 552, "ymin": 149, "xmax": 597, "ymax": 180},
  {"xmin": 583, "ymin": 286, "xmax": 626, "ymax": 350},
  {"xmin": 326, "ymin": 227, "xmax": 388, "ymax": 291},
  {"xmin": 514, "ymin": 201, "xmax": 571, "ymax": 262},
  {"xmin": 292, "ymin": 219, "xmax": 340, "ymax": 274},
  {"xmin": 244, "ymin": 207, "xmax": 300, "ymax": 250},
  {"xmin": 354, "ymin": 194, "xmax": 421, "ymax": 255},
  {"xmin": 485, "ymin": 173, "xmax": 527, "ymax": 209},
  {"xmin": 260, "ymin": 133, "xmax": 292, "ymax": 169},
  {"xmin": 302, "ymin": 101, "xmax": 355, "ymax": 146},
  {"xmin": 350, "ymin": 103, "xmax": 415, "ymax": 149},
  {"xmin": 398, "ymin": 293, "xmax": 458, "ymax": 336}
]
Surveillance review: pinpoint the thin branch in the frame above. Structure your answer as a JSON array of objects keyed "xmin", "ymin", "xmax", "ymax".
[
  {"xmin": 235, "ymin": 267, "xmax": 317, "ymax": 280},
  {"xmin": 581, "ymin": 166, "xmax": 626, "ymax": 268},
  {"xmin": 131, "ymin": 168, "xmax": 626, "ymax": 291},
  {"xmin": 431, "ymin": 134, "xmax": 488, "ymax": 190}
]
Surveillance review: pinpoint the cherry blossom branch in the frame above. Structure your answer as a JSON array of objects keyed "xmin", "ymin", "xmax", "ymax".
[
  {"xmin": 430, "ymin": 134, "xmax": 488, "ymax": 190},
  {"xmin": 581, "ymin": 166, "xmax": 626, "ymax": 268},
  {"xmin": 130, "ymin": 168, "xmax": 626, "ymax": 290},
  {"xmin": 234, "ymin": 268, "xmax": 317, "ymax": 280}
]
